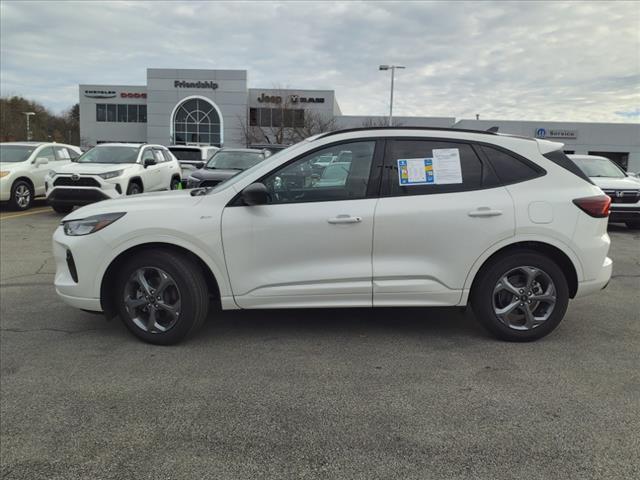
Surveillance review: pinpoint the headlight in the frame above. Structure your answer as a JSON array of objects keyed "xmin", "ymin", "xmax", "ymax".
[
  {"xmin": 48, "ymin": 170, "xmax": 57, "ymax": 178},
  {"xmin": 62, "ymin": 212, "xmax": 126, "ymax": 236},
  {"xmin": 98, "ymin": 170, "xmax": 124, "ymax": 180},
  {"xmin": 0, "ymin": 171, "xmax": 10, "ymax": 178}
]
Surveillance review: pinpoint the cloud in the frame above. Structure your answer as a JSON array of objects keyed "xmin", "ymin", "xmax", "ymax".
[{"xmin": 1, "ymin": 0, "xmax": 638, "ymax": 122}]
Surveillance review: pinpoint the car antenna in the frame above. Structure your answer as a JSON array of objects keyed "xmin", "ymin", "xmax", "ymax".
[{"xmin": 486, "ymin": 126, "xmax": 499, "ymax": 133}]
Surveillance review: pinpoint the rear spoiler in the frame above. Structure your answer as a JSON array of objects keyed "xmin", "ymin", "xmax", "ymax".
[{"xmin": 535, "ymin": 139, "xmax": 565, "ymax": 155}]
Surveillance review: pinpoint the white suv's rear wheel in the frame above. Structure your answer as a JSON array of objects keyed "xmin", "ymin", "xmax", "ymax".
[
  {"xmin": 114, "ymin": 249, "xmax": 209, "ymax": 344},
  {"xmin": 471, "ymin": 250, "xmax": 569, "ymax": 341}
]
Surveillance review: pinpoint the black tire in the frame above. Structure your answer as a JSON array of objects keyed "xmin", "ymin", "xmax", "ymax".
[
  {"xmin": 625, "ymin": 221, "xmax": 640, "ymax": 230},
  {"xmin": 126, "ymin": 182, "xmax": 142, "ymax": 195},
  {"xmin": 114, "ymin": 249, "xmax": 209, "ymax": 345},
  {"xmin": 51, "ymin": 204, "xmax": 74, "ymax": 214},
  {"xmin": 170, "ymin": 177, "xmax": 181, "ymax": 190},
  {"xmin": 9, "ymin": 179, "xmax": 33, "ymax": 211},
  {"xmin": 470, "ymin": 250, "xmax": 569, "ymax": 342}
]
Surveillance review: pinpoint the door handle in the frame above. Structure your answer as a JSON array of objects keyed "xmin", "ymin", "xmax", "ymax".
[
  {"xmin": 468, "ymin": 207, "xmax": 503, "ymax": 218},
  {"xmin": 327, "ymin": 215, "xmax": 362, "ymax": 224}
]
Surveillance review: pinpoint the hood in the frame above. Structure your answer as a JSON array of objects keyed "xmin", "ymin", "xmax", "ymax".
[
  {"xmin": 63, "ymin": 189, "xmax": 203, "ymax": 221},
  {"xmin": 190, "ymin": 168, "xmax": 241, "ymax": 181},
  {"xmin": 53, "ymin": 163, "xmax": 140, "ymax": 175},
  {"xmin": 0, "ymin": 161, "xmax": 27, "ymax": 171},
  {"xmin": 590, "ymin": 176, "xmax": 640, "ymax": 190}
]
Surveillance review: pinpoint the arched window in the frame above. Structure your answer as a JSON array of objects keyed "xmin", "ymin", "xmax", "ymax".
[{"xmin": 172, "ymin": 97, "xmax": 221, "ymax": 146}]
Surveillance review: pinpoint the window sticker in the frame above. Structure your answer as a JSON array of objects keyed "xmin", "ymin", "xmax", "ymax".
[
  {"xmin": 432, "ymin": 148, "xmax": 463, "ymax": 184},
  {"xmin": 397, "ymin": 149, "xmax": 464, "ymax": 186},
  {"xmin": 398, "ymin": 158, "xmax": 434, "ymax": 185}
]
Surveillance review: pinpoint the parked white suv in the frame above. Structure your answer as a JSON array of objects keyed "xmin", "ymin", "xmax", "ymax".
[
  {"xmin": 52, "ymin": 127, "xmax": 612, "ymax": 344},
  {"xmin": 46, "ymin": 143, "xmax": 181, "ymax": 214},
  {"xmin": 568, "ymin": 154, "xmax": 640, "ymax": 229},
  {"xmin": 0, "ymin": 142, "xmax": 82, "ymax": 210}
]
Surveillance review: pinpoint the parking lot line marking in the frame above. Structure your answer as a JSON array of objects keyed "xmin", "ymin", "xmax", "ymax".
[{"xmin": 0, "ymin": 207, "xmax": 53, "ymax": 220}]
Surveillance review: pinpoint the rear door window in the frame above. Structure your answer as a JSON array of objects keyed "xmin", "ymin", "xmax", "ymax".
[{"xmin": 383, "ymin": 139, "xmax": 498, "ymax": 196}]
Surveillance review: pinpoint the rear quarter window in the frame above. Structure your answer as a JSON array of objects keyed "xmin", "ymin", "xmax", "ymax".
[
  {"xmin": 480, "ymin": 145, "xmax": 544, "ymax": 185},
  {"xmin": 543, "ymin": 150, "xmax": 594, "ymax": 185}
]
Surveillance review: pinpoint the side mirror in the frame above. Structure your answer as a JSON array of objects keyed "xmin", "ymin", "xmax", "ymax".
[
  {"xmin": 143, "ymin": 157, "xmax": 157, "ymax": 168},
  {"xmin": 195, "ymin": 162, "xmax": 205, "ymax": 169},
  {"xmin": 34, "ymin": 157, "xmax": 49, "ymax": 167},
  {"xmin": 241, "ymin": 182, "xmax": 269, "ymax": 206}
]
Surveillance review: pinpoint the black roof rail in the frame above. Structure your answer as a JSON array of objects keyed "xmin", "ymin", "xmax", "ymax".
[{"xmin": 316, "ymin": 126, "xmax": 500, "ymax": 140}]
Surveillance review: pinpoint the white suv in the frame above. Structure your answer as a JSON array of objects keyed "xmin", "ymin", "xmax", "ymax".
[
  {"xmin": 52, "ymin": 128, "xmax": 612, "ymax": 344},
  {"xmin": 0, "ymin": 142, "xmax": 82, "ymax": 210},
  {"xmin": 46, "ymin": 143, "xmax": 181, "ymax": 214},
  {"xmin": 568, "ymin": 154, "xmax": 640, "ymax": 229}
]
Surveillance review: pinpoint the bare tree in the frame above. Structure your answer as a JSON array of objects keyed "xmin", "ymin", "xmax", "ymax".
[
  {"xmin": 239, "ymin": 87, "xmax": 337, "ymax": 147},
  {"xmin": 360, "ymin": 116, "xmax": 404, "ymax": 128}
]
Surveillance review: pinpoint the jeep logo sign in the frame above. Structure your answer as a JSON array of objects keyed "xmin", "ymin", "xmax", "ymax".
[{"xmin": 257, "ymin": 93, "xmax": 325, "ymax": 104}]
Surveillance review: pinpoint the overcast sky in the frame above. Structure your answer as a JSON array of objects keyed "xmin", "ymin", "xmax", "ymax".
[{"xmin": 1, "ymin": 0, "xmax": 639, "ymax": 122}]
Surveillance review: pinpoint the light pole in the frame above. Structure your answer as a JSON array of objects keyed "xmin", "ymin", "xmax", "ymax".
[
  {"xmin": 23, "ymin": 112, "xmax": 35, "ymax": 141},
  {"xmin": 379, "ymin": 65, "xmax": 405, "ymax": 126}
]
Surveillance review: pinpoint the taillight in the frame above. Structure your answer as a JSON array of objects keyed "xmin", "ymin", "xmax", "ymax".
[{"xmin": 573, "ymin": 195, "xmax": 611, "ymax": 218}]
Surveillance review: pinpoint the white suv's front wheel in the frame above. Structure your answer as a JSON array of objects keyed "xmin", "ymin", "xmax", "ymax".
[
  {"xmin": 114, "ymin": 249, "xmax": 209, "ymax": 344},
  {"xmin": 10, "ymin": 180, "xmax": 33, "ymax": 210},
  {"xmin": 471, "ymin": 250, "xmax": 569, "ymax": 341}
]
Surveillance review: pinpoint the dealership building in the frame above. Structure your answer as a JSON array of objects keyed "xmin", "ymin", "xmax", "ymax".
[{"xmin": 79, "ymin": 68, "xmax": 640, "ymax": 171}]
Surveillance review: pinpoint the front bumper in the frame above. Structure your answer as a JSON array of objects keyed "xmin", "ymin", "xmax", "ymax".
[
  {"xmin": 0, "ymin": 175, "xmax": 14, "ymax": 201},
  {"xmin": 609, "ymin": 206, "xmax": 640, "ymax": 223},
  {"xmin": 46, "ymin": 174, "xmax": 124, "ymax": 205},
  {"xmin": 53, "ymin": 226, "xmax": 107, "ymax": 312}
]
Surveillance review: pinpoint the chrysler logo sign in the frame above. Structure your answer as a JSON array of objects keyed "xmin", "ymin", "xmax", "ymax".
[
  {"xmin": 84, "ymin": 90, "xmax": 116, "ymax": 99},
  {"xmin": 174, "ymin": 80, "xmax": 218, "ymax": 90}
]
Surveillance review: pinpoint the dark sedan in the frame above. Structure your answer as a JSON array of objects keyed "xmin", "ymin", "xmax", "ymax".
[{"xmin": 185, "ymin": 148, "xmax": 269, "ymax": 188}]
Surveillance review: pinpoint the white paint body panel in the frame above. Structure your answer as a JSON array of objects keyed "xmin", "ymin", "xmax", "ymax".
[
  {"xmin": 222, "ymin": 199, "xmax": 377, "ymax": 308},
  {"xmin": 372, "ymin": 186, "xmax": 515, "ymax": 306}
]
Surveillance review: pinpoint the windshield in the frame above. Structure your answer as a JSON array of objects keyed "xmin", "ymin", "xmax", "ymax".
[
  {"xmin": 573, "ymin": 157, "xmax": 626, "ymax": 178},
  {"xmin": 169, "ymin": 148, "xmax": 202, "ymax": 161},
  {"xmin": 206, "ymin": 151, "xmax": 264, "ymax": 170},
  {"xmin": 77, "ymin": 146, "xmax": 140, "ymax": 164},
  {"xmin": 0, "ymin": 145, "xmax": 37, "ymax": 163}
]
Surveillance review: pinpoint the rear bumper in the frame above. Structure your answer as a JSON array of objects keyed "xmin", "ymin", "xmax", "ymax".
[{"xmin": 575, "ymin": 256, "xmax": 613, "ymax": 298}]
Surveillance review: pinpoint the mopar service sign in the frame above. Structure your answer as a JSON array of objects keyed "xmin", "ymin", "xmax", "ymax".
[
  {"xmin": 535, "ymin": 128, "xmax": 577, "ymax": 139},
  {"xmin": 174, "ymin": 80, "xmax": 218, "ymax": 90}
]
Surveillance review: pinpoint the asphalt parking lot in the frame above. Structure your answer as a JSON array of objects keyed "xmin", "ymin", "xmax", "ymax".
[{"xmin": 1, "ymin": 204, "xmax": 639, "ymax": 480}]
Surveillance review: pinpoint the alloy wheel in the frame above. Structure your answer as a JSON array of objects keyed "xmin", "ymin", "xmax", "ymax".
[
  {"xmin": 492, "ymin": 266, "xmax": 557, "ymax": 330},
  {"xmin": 123, "ymin": 267, "xmax": 182, "ymax": 333},
  {"xmin": 15, "ymin": 184, "xmax": 31, "ymax": 208}
]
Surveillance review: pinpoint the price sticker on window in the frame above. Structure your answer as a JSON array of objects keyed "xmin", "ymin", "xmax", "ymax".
[{"xmin": 397, "ymin": 158, "xmax": 434, "ymax": 185}]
